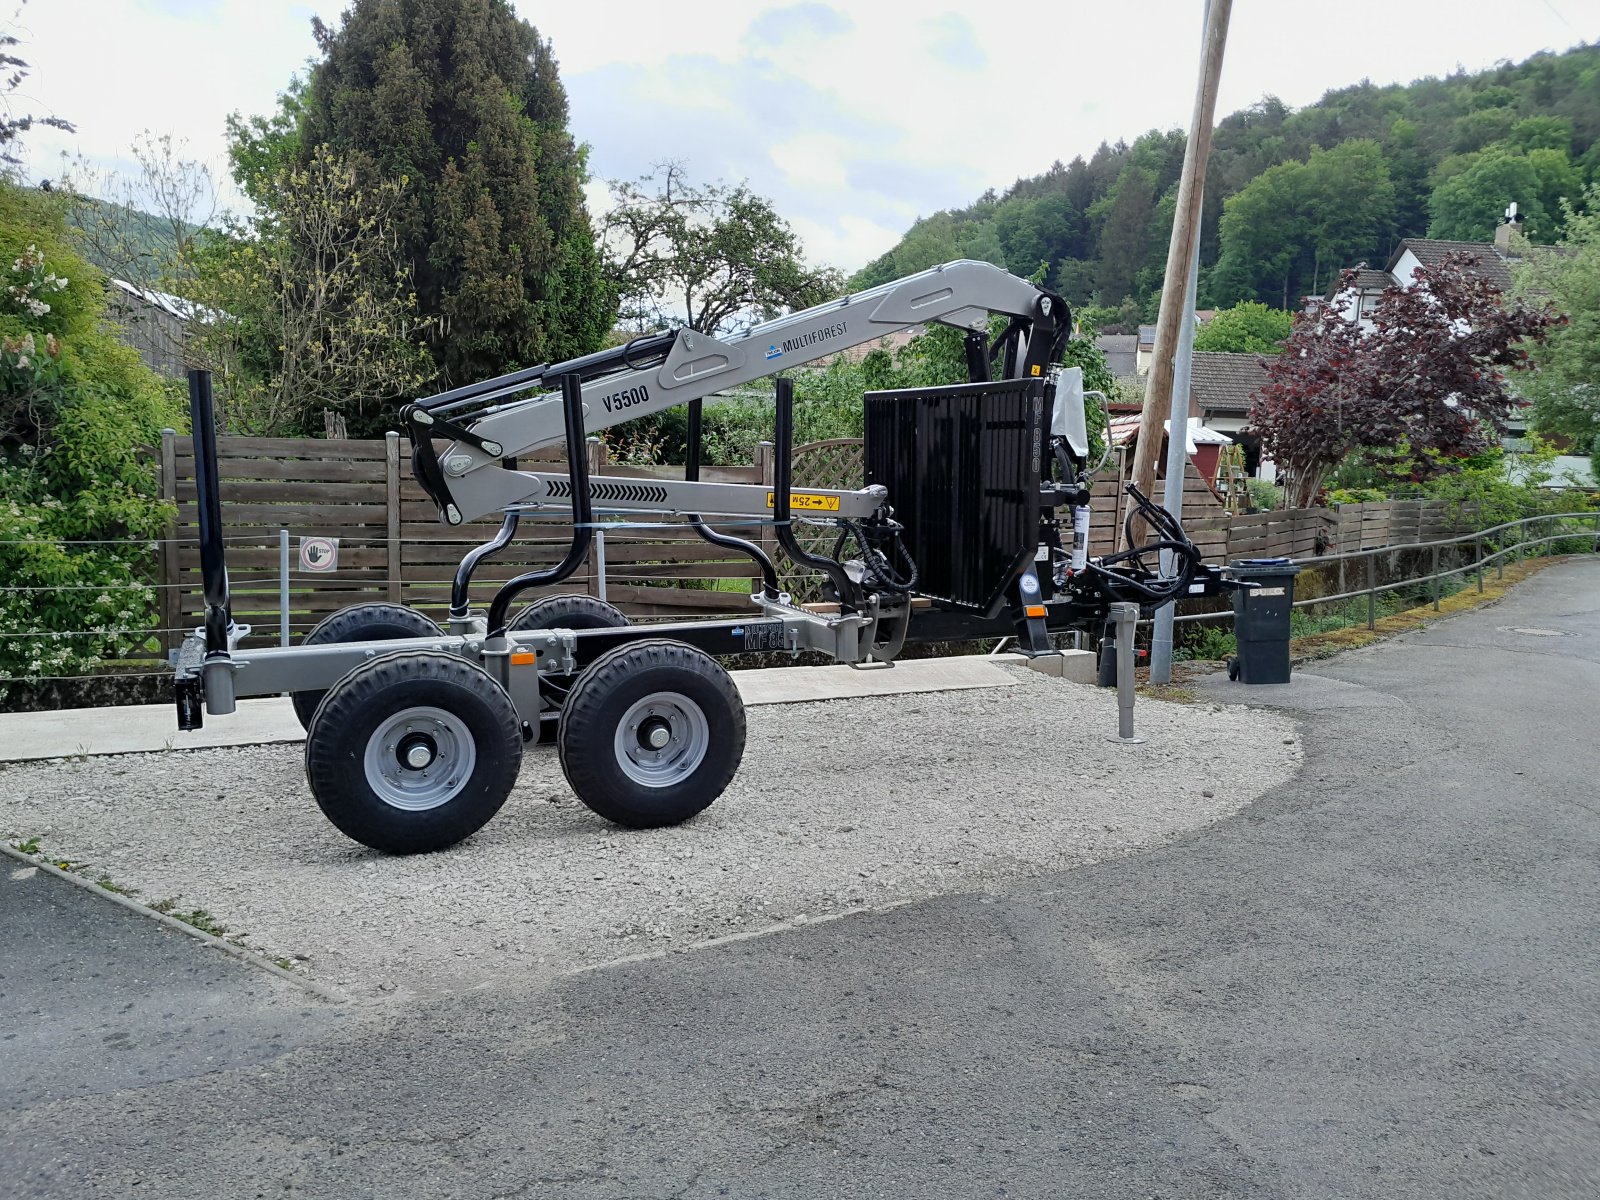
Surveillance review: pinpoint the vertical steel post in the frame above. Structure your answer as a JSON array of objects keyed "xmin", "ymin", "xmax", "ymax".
[
  {"xmin": 1105, "ymin": 602, "xmax": 1145, "ymax": 744},
  {"xmin": 1149, "ymin": 284, "xmax": 1199, "ymax": 683},
  {"xmin": 1431, "ymin": 544, "xmax": 1440, "ymax": 610},
  {"xmin": 1476, "ymin": 534, "xmax": 1484, "ymax": 593},
  {"xmin": 593, "ymin": 526, "xmax": 608, "ymax": 603},
  {"xmin": 1366, "ymin": 553, "xmax": 1376, "ymax": 629},
  {"xmin": 279, "ymin": 529, "xmax": 290, "ymax": 647}
]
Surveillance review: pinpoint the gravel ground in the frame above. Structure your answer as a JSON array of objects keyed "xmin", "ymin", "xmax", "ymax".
[{"xmin": 0, "ymin": 667, "xmax": 1299, "ymax": 999}]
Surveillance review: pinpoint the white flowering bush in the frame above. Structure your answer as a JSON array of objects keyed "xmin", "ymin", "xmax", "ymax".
[{"xmin": 0, "ymin": 181, "xmax": 181, "ymax": 688}]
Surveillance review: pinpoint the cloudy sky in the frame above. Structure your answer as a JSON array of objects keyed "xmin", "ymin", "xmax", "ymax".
[{"xmin": 12, "ymin": 0, "xmax": 1598, "ymax": 271}]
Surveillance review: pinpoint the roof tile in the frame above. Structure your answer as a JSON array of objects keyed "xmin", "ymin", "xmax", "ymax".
[{"xmin": 1187, "ymin": 351, "xmax": 1270, "ymax": 415}]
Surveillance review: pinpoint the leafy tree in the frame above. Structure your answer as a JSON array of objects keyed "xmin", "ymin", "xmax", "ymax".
[
  {"xmin": 225, "ymin": 79, "xmax": 307, "ymax": 210},
  {"xmin": 1426, "ymin": 144, "xmax": 1575, "ymax": 242},
  {"xmin": 61, "ymin": 132, "xmax": 214, "ymax": 375},
  {"xmin": 600, "ymin": 163, "xmax": 841, "ymax": 334},
  {"xmin": 1213, "ymin": 141, "xmax": 1395, "ymax": 307},
  {"xmin": 63, "ymin": 129, "xmax": 430, "ymax": 437},
  {"xmin": 1514, "ymin": 184, "xmax": 1600, "ymax": 449},
  {"xmin": 0, "ymin": 180, "xmax": 181, "ymax": 684},
  {"xmin": 1509, "ymin": 115, "xmax": 1574, "ymax": 154},
  {"xmin": 1192, "ymin": 301, "xmax": 1293, "ymax": 354},
  {"xmin": 1090, "ymin": 166, "xmax": 1157, "ymax": 303},
  {"xmin": 1252, "ymin": 255, "xmax": 1560, "ymax": 507},
  {"xmin": 188, "ymin": 145, "xmax": 436, "ymax": 436},
  {"xmin": 296, "ymin": 0, "xmax": 613, "ymax": 383}
]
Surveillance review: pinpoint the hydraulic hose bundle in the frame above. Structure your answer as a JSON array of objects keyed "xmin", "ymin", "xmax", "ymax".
[
  {"xmin": 831, "ymin": 517, "xmax": 920, "ymax": 596},
  {"xmin": 1077, "ymin": 483, "xmax": 1205, "ymax": 607}
]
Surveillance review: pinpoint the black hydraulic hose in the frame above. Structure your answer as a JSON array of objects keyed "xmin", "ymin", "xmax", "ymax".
[
  {"xmin": 832, "ymin": 519, "xmax": 919, "ymax": 594},
  {"xmin": 684, "ymin": 398, "xmax": 780, "ymax": 598},
  {"xmin": 420, "ymin": 331, "xmax": 677, "ymax": 417},
  {"xmin": 484, "ymin": 374, "xmax": 595, "ymax": 636}
]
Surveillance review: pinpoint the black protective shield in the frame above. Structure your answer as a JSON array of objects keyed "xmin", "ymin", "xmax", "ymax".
[{"xmin": 863, "ymin": 377, "xmax": 1045, "ymax": 615}]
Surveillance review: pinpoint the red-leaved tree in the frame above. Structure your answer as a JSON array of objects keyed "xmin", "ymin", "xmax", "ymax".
[{"xmin": 1251, "ymin": 254, "xmax": 1563, "ymax": 507}]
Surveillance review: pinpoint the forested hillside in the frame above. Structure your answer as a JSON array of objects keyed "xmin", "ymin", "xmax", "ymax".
[{"xmin": 852, "ymin": 43, "xmax": 1600, "ymax": 325}]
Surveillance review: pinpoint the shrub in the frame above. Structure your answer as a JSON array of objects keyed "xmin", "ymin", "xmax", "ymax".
[
  {"xmin": 0, "ymin": 180, "xmax": 182, "ymax": 685},
  {"xmin": 1173, "ymin": 624, "xmax": 1236, "ymax": 661},
  {"xmin": 1245, "ymin": 478, "xmax": 1283, "ymax": 511}
]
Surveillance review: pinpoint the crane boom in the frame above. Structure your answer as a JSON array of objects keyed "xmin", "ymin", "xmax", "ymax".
[{"xmin": 404, "ymin": 259, "xmax": 1066, "ymax": 525}]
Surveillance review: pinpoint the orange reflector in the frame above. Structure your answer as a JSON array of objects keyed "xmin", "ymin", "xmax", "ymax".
[
  {"xmin": 510, "ymin": 652, "xmax": 537, "ymax": 666},
  {"xmin": 1025, "ymin": 604, "xmax": 1047, "ymax": 618}
]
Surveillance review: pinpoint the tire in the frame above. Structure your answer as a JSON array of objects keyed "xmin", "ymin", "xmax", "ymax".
[
  {"xmin": 514, "ymin": 594, "xmax": 631, "ymax": 741},
  {"xmin": 290, "ymin": 602, "xmax": 440, "ymax": 730},
  {"xmin": 509, "ymin": 594, "xmax": 629, "ymax": 632},
  {"xmin": 303, "ymin": 651, "xmax": 523, "ymax": 854},
  {"xmin": 557, "ymin": 639, "xmax": 745, "ymax": 829}
]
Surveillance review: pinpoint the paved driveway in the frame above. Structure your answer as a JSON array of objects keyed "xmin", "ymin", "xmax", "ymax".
[{"xmin": 4, "ymin": 559, "xmax": 1597, "ymax": 1199}]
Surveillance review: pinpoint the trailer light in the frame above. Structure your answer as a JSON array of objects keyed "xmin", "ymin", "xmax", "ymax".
[
  {"xmin": 510, "ymin": 652, "xmax": 537, "ymax": 666},
  {"xmin": 1025, "ymin": 604, "xmax": 1047, "ymax": 618}
]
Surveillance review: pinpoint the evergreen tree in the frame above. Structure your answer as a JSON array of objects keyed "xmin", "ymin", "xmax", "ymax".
[{"xmin": 299, "ymin": 0, "xmax": 613, "ymax": 384}]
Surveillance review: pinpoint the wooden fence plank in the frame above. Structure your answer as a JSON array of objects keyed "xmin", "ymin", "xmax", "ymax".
[
  {"xmin": 159, "ymin": 430, "xmax": 179, "ymax": 655},
  {"xmin": 385, "ymin": 433, "xmax": 403, "ymax": 603}
]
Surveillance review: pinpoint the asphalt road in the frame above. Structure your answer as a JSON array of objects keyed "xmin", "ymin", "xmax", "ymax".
[{"xmin": 4, "ymin": 558, "xmax": 1597, "ymax": 1199}]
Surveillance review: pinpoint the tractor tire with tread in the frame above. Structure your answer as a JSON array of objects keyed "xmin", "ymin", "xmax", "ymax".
[
  {"xmin": 290, "ymin": 602, "xmax": 440, "ymax": 730},
  {"xmin": 557, "ymin": 639, "xmax": 744, "ymax": 829},
  {"xmin": 304, "ymin": 650, "xmax": 522, "ymax": 854},
  {"xmin": 509, "ymin": 594, "xmax": 629, "ymax": 633}
]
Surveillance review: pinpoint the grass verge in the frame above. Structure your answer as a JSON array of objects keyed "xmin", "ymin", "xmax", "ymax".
[{"xmin": 1288, "ymin": 555, "xmax": 1571, "ymax": 661}]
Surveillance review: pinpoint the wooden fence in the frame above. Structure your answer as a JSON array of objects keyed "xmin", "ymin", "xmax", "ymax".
[{"xmin": 156, "ymin": 432, "xmax": 1493, "ymax": 652}]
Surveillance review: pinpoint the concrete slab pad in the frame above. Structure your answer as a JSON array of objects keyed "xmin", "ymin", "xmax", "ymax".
[
  {"xmin": 0, "ymin": 657, "xmax": 1019, "ymax": 762},
  {"xmin": 991, "ymin": 649, "xmax": 1099, "ymax": 685},
  {"xmin": 0, "ymin": 697, "xmax": 307, "ymax": 763},
  {"xmin": 734, "ymin": 656, "xmax": 1018, "ymax": 706}
]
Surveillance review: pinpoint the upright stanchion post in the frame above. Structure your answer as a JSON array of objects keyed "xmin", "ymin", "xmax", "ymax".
[
  {"xmin": 1431, "ymin": 544, "xmax": 1440, "ymax": 610},
  {"xmin": 593, "ymin": 526, "xmax": 608, "ymax": 603},
  {"xmin": 1592, "ymin": 511, "xmax": 1599, "ymax": 555},
  {"xmin": 187, "ymin": 368, "xmax": 235, "ymax": 715},
  {"xmin": 279, "ymin": 529, "xmax": 290, "ymax": 646},
  {"xmin": 1366, "ymin": 552, "xmax": 1376, "ymax": 630},
  {"xmin": 1476, "ymin": 534, "xmax": 1484, "ymax": 594},
  {"xmin": 1105, "ymin": 602, "xmax": 1145, "ymax": 745}
]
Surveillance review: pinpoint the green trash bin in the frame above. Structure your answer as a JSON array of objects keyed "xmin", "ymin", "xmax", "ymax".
[{"xmin": 1228, "ymin": 558, "xmax": 1295, "ymax": 684}]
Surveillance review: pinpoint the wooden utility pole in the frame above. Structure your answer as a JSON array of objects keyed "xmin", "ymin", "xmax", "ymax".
[{"xmin": 1125, "ymin": 0, "xmax": 1232, "ymax": 548}]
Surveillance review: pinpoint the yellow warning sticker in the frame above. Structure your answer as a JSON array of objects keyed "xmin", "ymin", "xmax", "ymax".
[
  {"xmin": 1030, "ymin": 364, "xmax": 1042, "ymax": 376},
  {"xmin": 766, "ymin": 491, "xmax": 841, "ymax": 512}
]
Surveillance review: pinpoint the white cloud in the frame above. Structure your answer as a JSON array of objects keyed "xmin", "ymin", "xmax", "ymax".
[{"xmin": 13, "ymin": 0, "xmax": 1598, "ymax": 273}]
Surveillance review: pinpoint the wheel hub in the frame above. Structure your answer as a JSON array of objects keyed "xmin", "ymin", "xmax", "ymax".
[
  {"xmin": 615, "ymin": 693, "xmax": 710, "ymax": 787},
  {"xmin": 363, "ymin": 706, "xmax": 477, "ymax": 812},
  {"xmin": 397, "ymin": 734, "xmax": 438, "ymax": 771}
]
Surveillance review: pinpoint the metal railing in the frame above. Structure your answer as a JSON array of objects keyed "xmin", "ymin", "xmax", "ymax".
[{"xmin": 1168, "ymin": 510, "xmax": 1600, "ymax": 631}]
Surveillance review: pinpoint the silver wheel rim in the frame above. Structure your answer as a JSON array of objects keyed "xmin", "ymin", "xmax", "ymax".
[
  {"xmin": 613, "ymin": 691, "xmax": 709, "ymax": 787},
  {"xmin": 362, "ymin": 706, "xmax": 477, "ymax": 811}
]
